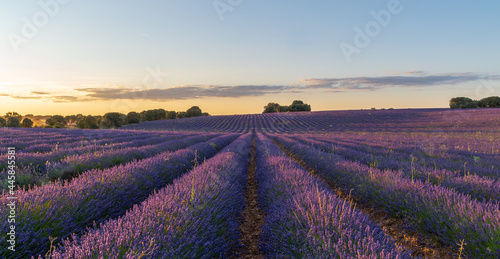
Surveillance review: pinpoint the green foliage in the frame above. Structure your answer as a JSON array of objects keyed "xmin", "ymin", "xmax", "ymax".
[
  {"xmin": 166, "ymin": 111, "xmax": 177, "ymax": 119},
  {"xmin": 278, "ymin": 106, "xmax": 289, "ymax": 112},
  {"xmin": 186, "ymin": 106, "xmax": 202, "ymax": 117},
  {"xmin": 126, "ymin": 112, "xmax": 142, "ymax": 124},
  {"xmin": 0, "ymin": 117, "xmax": 6, "ymax": 127},
  {"xmin": 64, "ymin": 115, "xmax": 78, "ymax": 124},
  {"xmin": 478, "ymin": 96, "xmax": 500, "ymax": 108},
  {"xmin": 263, "ymin": 101, "xmax": 311, "ymax": 113},
  {"xmin": 288, "ymin": 100, "xmax": 311, "ymax": 112},
  {"xmin": 176, "ymin": 111, "xmax": 188, "ymax": 119},
  {"xmin": 22, "ymin": 118, "xmax": 34, "ymax": 128},
  {"xmin": 77, "ymin": 115, "xmax": 99, "ymax": 129},
  {"xmin": 450, "ymin": 96, "xmax": 500, "ymax": 109},
  {"xmin": 175, "ymin": 107, "xmax": 208, "ymax": 119},
  {"xmin": 140, "ymin": 109, "xmax": 167, "ymax": 121},
  {"xmin": 46, "ymin": 115, "xmax": 67, "ymax": 127},
  {"xmin": 7, "ymin": 117, "xmax": 21, "ymax": 127},
  {"xmin": 263, "ymin": 103, "xmax": 280, "ymax": 113},
  {"xmin": 101, "ymin": 112, "xmax": 126, "ymax": 128},
  {"xmin": 5, "ymin": 112, "xmax": 22, "ymax": 120}
]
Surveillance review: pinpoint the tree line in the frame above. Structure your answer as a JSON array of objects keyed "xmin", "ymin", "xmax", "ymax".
[
  {"xmin": 263, "ymin": 100, "xmax": 311, "ymax": 113},
  {"xmin": 0, "ymin": 106, "xmax": 209, "ymax": 129},
  {"xmin": 449, "ymin": 96, "xmax": 500, "ymax": 109}
]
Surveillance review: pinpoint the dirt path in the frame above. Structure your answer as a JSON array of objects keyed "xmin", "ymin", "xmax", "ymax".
[{"xmin": 235, "ymin": 136, "xmax": 266, "ymax": 258}]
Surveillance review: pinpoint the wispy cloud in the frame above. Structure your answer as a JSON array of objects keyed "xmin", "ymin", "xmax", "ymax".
[
  {"xmin": 74, "ymin": 85, "xmax": 291, "ymax": 101},
  {"xmin": 302, "ymin": 73, "xmax": 494, "ymax": 91},
  {"xmin": 31, "ymin": 91, "xmax": 50, "ymax": 95},
  {"xmin": 0, "ymin": 72, "xmax": 496, "ymax": 103}
]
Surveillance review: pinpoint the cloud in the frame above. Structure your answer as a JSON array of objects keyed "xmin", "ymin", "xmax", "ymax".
[
  {"xmin": 31, "ymin": 91, "xmax": 50, "ymax": 95},
  {"xmin": 302, "ymin": 73, "xmax": 493, "ymax": 91},
  {"xmin": 74, "ymin": 85, "xmax": 291, "ymax": 101},
  {"xmin": 0, "ymin": 72, "xmax": 496, "ymax": 103}
]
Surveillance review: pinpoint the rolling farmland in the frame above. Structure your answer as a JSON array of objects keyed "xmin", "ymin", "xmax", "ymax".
[{"xmin": 1, "ymin": 108, "xmax": 499, "ymax": 258}]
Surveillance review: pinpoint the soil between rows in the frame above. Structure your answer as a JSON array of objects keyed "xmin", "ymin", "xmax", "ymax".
[
  {"xmin": 235, "ymin": 136, "xmax": 266, "ymax": 258},
  {"xmin": 271, "ymin": 137, "xmax": 457, "ymax": 259}
]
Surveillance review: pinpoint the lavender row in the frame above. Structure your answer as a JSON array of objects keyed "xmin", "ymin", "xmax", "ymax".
[
  {"xmin": 0, "ymin": 134, "xmax": 213, "ymax": 190},
  {"xmin": 47, "ymin": 134, "xmax": 252, "ymax": 258},
  {"xmin": 272, "ymin": 135, "xmax": 500, "ymax": 258},
  {"xmin": 255, "ymin": 134, "xmax": 413, "ymax": 258},
  {"xmin": 289, "ymin": 135, "xmax": 500, "ymax": 203},
  {"xmin": 0, "ymin": 134, "xmax": 239, "ymax": 258},
  {"xmin": 0, "ymin": 128, "xmax": 138, "ymax": 151},
  {"xmin": 0, "ymin": 132, "xmax": 190, "ymax": 174},
  {"xmin": 0, "ymin": 128, "xmax": 176, "ymax": 154},
  {"xmin": 301, "ymin": 134, "xmax": 500, "ymax": 178}
]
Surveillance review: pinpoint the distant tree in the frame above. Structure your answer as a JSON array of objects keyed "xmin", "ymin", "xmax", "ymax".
[
  {"xmin": 126, "ymin": 112, "xmax": 142, "ymax": 124},
  {"xmin": 5, "ymin": 112, "xmax": 22, "ymax": 120},
  {"xmin": 449, "ymin": 97, "xmax": 478, "ymax": 109},
  {"xmin": 140, "ymin": 110, "xmax": 154, "ymax": 121},
  {"xmin": 21, "ymin": 118, "xmax": 34, "ymax": 128},
  {"xmin": 288, "ymin": 100, "xmax": 311, "ymax": 112},
  {"xmin": 101, "ymin": 112, "xmax": 126, "ymax": 128},
  {"xmin": 186, "ymin": 106, "xmax": 202, "ymax": 117},
  {"xmin": 155, "ymin": 109, "xmax": 167, "ymax": 120},
  {"xmin": 176, "ymin": 111, "xmax": 188, "ymax": 119},
  {"xmin": 46, "ymin": 115, "xmax": 67, "ymax": 127},
  {"xmin": 277, "ymin": 106, "xmax": 289, "ymax": 112},
  {"xmin": 7, "ymin": 117, "xmax": 21, "ymax": 127},
  {"xmin": 478, "ymin": 96, "xmax": 500, "ymax": 108},
  {"xmin": 0, "ymin": 117, "xmax": 6, "ymax": 127},
  {"xmin": 140, "ymin": 109, "xmax": 166, "ymax": 121},
  {"xmin": 263, "ymin": 103, "xmax": 280, "ymax": 113},
  {"xmin": 166, "ymin": 111, "xmax": 177, "ymax": 119},
  {"xmin": 25, "ymin": 114, "xmax": 33, "ymax": 116},
  {"xmin": 65, "ymin": 115, "xmax": 78, "ymax": 125},
  {"xmin": 201, "ymin": 112, "xmax": 210, "ymax": 116},
  {"xmin": 77, "ymin": 115, "xmax": 99, "ymax": 129}
]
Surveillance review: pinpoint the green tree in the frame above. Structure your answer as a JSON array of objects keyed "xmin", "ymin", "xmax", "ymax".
[
  {"xmin": 77, "ymin": 115, "xmax": 99, "ymax": 129},
  {"xmin": 277, "ymin": 106, "xmax": 289, "ymax": 112},
  {"xmin": 101, "ymin": 112, "xmax": 125, "ymax": 128},
  {"xmin": 21, "ymin": 118, "xmax": 34, "ymax": 128},
  {"xmin": 263, "ymin": 103, "xmax": 280, "ymax": 113},
  {"xmin": 0, "ymin": 117, "xmax": 6, "ymax": 127},
  {"xmin": 288, "ymin": 100, "xmax": 311, "ymax": 112},
  {"xmin": 126, "ymin": 112, "xmax": 142, "ymax": 124},
  {"xmin": 46, "ymin": 115, "xmax": 67, "ymax": 127},
  {"xmin": 449, "ymin": 97, "xmax": 478, "ymax": 109},
  {"xmin": 7, "ymin": 117, "xmax": 21, "ymax": 127},
  {"xmin": 478, "ymin": 96, "xmax": 500, "ymax": 108},
  {"xmin": 166, "ymin": 111, "xmax": 177, "ymax": 119},
  {"xmin": 65, "ymin": 115, "xmax": 78, "ymax": 125},
  {"xmin": 140, "ymin": 110, "xmax": 155, "ymax": 121},
  {"xmin": 186, "ymin": 106, "xmax": 202, "ymax": 117},
  {"xmin": 5, "ymin": 112, "xmax": 22, "ymax": 120},
  {"xmin": 154, "ymin": 109, "xmax": 167, "ymax": 120},
  {"xmin": 176, "ymin": 111, "xmax": 188, "ymax": 119}
]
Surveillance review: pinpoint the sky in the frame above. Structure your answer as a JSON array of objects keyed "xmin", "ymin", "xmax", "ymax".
[{"xmin": 1, "ymin": 0, "xmax": 499, "ymax": 116}]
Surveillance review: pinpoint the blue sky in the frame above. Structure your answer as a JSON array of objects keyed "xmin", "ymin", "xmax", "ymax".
[{"xmin": 1, "ymin": 0, "xmax": 499, "ymax": 115}]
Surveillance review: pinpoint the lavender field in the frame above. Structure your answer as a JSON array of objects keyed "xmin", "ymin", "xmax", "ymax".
[{"xmin": 1, "ymin": 108, "xmax": 500, "ymax": 258}]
